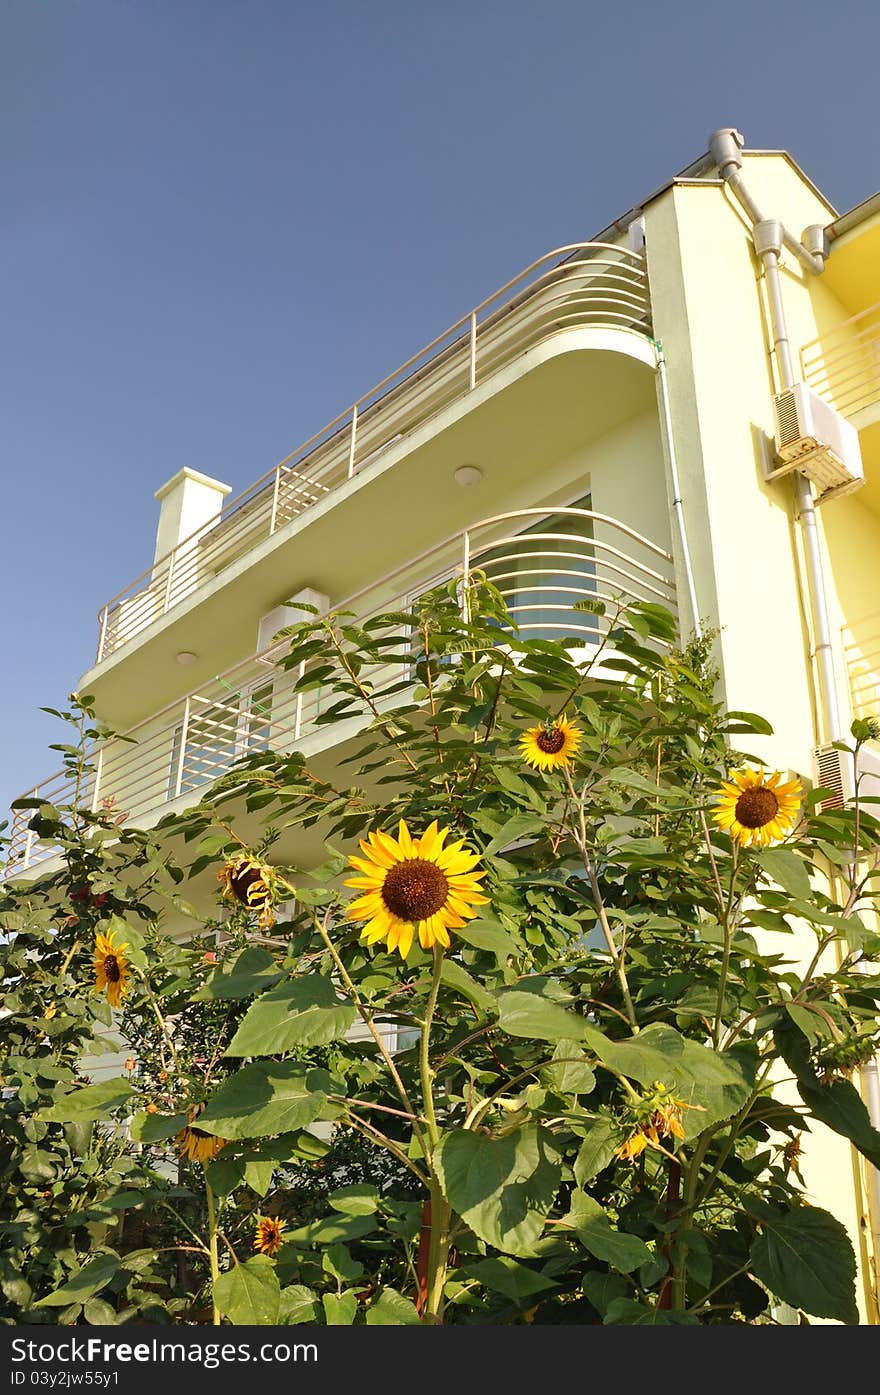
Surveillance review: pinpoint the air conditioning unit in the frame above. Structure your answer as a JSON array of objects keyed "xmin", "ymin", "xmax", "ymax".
[
  {"xmin": 813, "ymin": 741, "xmax": 880, "ymax": 810},
  {"xmin": 767, "ymin": 383, "xmax": 864, "ymax": 503}
]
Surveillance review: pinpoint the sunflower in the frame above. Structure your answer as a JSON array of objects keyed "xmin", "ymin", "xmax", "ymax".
[
  {"xmin": 175, "ymin": 1104, "xmax": 226, "ymax": 1164},
  {"xmin": 713, "ymin": 767, "xmax": 802, "ymax": 848},
  {"xmin": 518, "ymin": 715, "xmax": 582, "ymax": 772},
  {"xmin": 254, "ymin": 1215, "xmax": 287, "ymax": 1256},
  {"xmin": 219, "ymin": 855, "xmax": 279, "ymax": 929},
  {"xmin": 93, "ymin": 929, "xmax": 131, "ymax": 1009},
  {"xmin": 344, "ymin": 818, "xmax": 489, "ymax": 958},
  {"xmin": 615, "ymin": 1082, "xmax": 694, "ymax": 1163}
]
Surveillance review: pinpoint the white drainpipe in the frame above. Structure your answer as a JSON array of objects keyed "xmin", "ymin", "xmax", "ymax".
[
  {"xmin": 654, "ymin": 344, "xmax": 702, "ymax": 640},
  {"xmin": 709, "ymin": 126, "xmax": 880, "ymax": 1309}
]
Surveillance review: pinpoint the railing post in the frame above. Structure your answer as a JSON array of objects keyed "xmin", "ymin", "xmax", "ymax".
[
  {"xmin": 293, "ymin": 661, "xmax": 306, "ymax": 740},
  {"xmin": 163, "ymin": 550, "xmax": 177, "ymax": 614},
  {"xmin": 174, "ymin": 697, "xmax": 191, "ymax": 799},
  {"xmin": 469, "ymin": 311, "xmax": 477, "ymax": 390},
  {"xmin": 347, "ymin": 405, "xmax": 358, "ymax": 478},
  {"xmin": 97, "ymin": 606, "xmax": 110, "ymax": 663},
  {"xmin": 269, "ymin": 465, "xmax": 281, "ymax": 534},
  {"xmin": 90, "ymin": 747, "xmax": 105, "ymax": 813}
]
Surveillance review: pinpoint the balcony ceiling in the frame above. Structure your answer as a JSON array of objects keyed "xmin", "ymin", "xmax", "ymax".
[
  {"xmin": 79, "ymin": 333, "xmax": 658, "ymax": 732},
  {"xmin": 823, "ymin": 212, "xmax": 880, "ymax": 317}
]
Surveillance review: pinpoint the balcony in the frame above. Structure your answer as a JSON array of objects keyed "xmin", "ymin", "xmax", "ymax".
[
  {"xmin": 7, "ymin": 508, "xmax": 677, "ymax": 875},
  {"xmin": 801, "ymin": 302, "xmax": 880, "ymax": 430},
  {"xmin": 843, "ymin": 609, "xmax": 880, "ymax": 724},
  {"xmin": 93, "ymin": 243, "xmax": 653, "ymax": 665}
]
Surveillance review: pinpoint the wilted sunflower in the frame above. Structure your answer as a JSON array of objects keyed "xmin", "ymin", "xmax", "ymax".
[
  {"xmin": 254, "ymin": 1215, "xmax": 287, "ymax": 1256},
  {"xmin": 344, "ymin": 818, "xmax": 489, "ymax": 958},
  {"xmin": 713, "ymin": 767, "xmax": 802, "ymax": 848},
  {"xmin": 175, "ymin": 1104, "xmax": 226, "ymax": 1164},
  {"xmin": 615, "ymin": 1082, "xmax": 695, "ymax": 1164},
  {"xmin": 219, "ymin": 855, "xmax": 279, "ymax": 929},
  {"xmin": 518, "ymin": 715, "xmax": 582, "ymax": 772},
  {"xmin": 93, "ymin": 929, "xmax": 131, "ymax": 1009}
]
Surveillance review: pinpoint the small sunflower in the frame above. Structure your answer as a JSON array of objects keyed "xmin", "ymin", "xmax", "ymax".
[
  {"xmin": 344, "ymin": 818, "xmax": 489, "ymax": 959},
  {"xmin": 254, "ymin": 1215, "xmax": 287, "ymax": 1256},
  {"xmin": 219, "ymin": 855, "xmax": 279, "ymax": 930},
  {"xmin": 518, "ymin": 715, "xmax": 582, "ymax": 772},
  {"xmin": 175, "ymin": 1104, "xmax": 226, "ymax": 1164},
  {"xmin": 713, "ymin": 767, "xmax": 802, "ymax": 848},
  {"xmin": 93, "ymin": 929, "xmax": 131, "ymax": 1009},
  {"xmin": 615, "ymin": 1082, "xmax": 695, "ymax": 1164}
]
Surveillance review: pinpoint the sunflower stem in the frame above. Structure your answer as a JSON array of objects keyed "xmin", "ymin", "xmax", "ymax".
[
  {"xmin": 205, "ymin": 1180, "xmax": 221, "ymax": 1326},
  {"xmin": 711, "ymin": 846, "xmax": 738, "ymax": 1049},
  {"xmin": 420, "ymin": 945, "xmax": 451, "ymax": 1323}
]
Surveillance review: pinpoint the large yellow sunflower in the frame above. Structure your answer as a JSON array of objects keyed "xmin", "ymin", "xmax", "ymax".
[
  {"xmin": 518, "ymin": 715, "xmax": 582, "ymax": 772},
  {"xmin": 344, "ymin": 819, "xmax": 489, "ymax": 959},
  {"xmin": 712, "ymin": 767, "xmax": 802, "ymax": 848},
  {"xmin": 219, "ymin": 855, "xmax": 279, "ymax": 930},
  {"xmin": 175, "ymin": 1105, "xmax": 226, "ymax": 1164},
  {"xmin": 254, "ymin": 1215, "xmax": 287, "ymax": 1256},
  {"xmin": 93, "ymin": 929, "xmax": 131, "ymax": 1009}
]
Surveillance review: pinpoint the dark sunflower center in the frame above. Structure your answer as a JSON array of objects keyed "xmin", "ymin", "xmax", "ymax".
[
  {"xmin": 231, "ymin": 865, "xmax": 267, "ymax": 903},
  {"xmin": 103, "ymin": 954, "xmax": 121, "ymax": 983},
  {"xmin": 734, "ymin": 786, "xmax": 779, "ymax": 828},
  {"xmin": 189, "ymin": 1127, "xmax": 210, "ymax": 1140},
  {"xmin": 382, "ymin": 859, "xmax": 449, "ymax": 922},
  {"xmin": 536, "ymin": 726, "xmax": 566, "ymax": 754}
]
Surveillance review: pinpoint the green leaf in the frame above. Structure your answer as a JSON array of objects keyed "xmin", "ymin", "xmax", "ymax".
[
  {"xmin": 797, "ymin": 1076, "xmax": 880, "ymax": 1170},
  {"xmin": 574, "ymin": 1117, "xmax": 619, "ymax": 1184},
  {"xmin": 279, "ymin": 1285, "xmax": 319, "ymax": 1324},
  {"xmin": 327, "ymin": 1184, "xmax": 379, "ymax": 1216},
  {"xmin": 365, "ymin": 1287, "xmax": 421, "ymax": 1325},
  {"xmin": 243, "ymin": 1161, "xmax": 275, "ymax": 1197},
  {"xmin": 40, "ymin": 1078, "xmax": 134, "ymax": 1124},
  {"xmin": 322, "ymin": 1245, "xmax": 363, "ymax": 1285},
  {"xmin": 433, "ymin": 1125, "xmax": 561, "ymax": 1257},
  {"xmin": 603, "ymin": 1299, "xmax": 699, "ymax": 1325},
  {"xmin": 36, "ymin": 1254, "xmax": 119, "ymax": 1307},
  {"xmin": 483, "ymin": 813, "xmax": 541, "ymax": 856},
  {"xmin": 750, "ymin": 1207, "xmax": 857, "ymax": 1324},
  {"xmin": 288, "ymin": 1213, "xmax": 378, "ymax": 1245},
  {"xmin": 468, "ymin": 1257, "xmax": 555, "ymax": 1304},
  {"xmin": 439, "ymin": 959, "xmax": 495, "ymax": 1013},
  {"xmin": 496, "ymin": 990, "xmax": 586, "ymax": 1043},
  {"xmin": 226, "ymin": 977, "xmax": 356, "ymax": 1055},
  {"xmin": 129, "ymin": 1111, "xmax": 187, "ymax": 1143},
  {"xmin": 198, "ymin": 1063, "xmax": 336, "ymax": 1139},
  {"xmin": 665, "ymin": 1038, "xmax": 755, "ymax": 1136},
  {"xmin": 580, "ymin": 1022, "xmax": 687, "ymax": 1087},
  {"xmin": 194, "ymin": 946, "xmax": 283, "ymax": 1000},
  {"xmin": 562, "ymin": 1193, "xmax": 652, "ymax": 1273},
  {"xmin": 215, "ymin": 1256, "xmax": 282, "ymax": 1325},
  {"xmin": 755, "ymin": 848, "xmax": 812, "ymax": 900},
  {"xmin": 322, "ymin": 1291, "xmax": 358, "ymax": 1325},
  {"xmin": 83, "ymin": 1297, "xmax": 119, "ymax": 1325},
  {"xmin": 541, "ymin": 1041, "xmax": 596, "ymax": 1096},
  {"xmin": 203, "ymin": 1159, "xmax": 245, "ymax": 1196},
  {"xmin": 455, "ymin": 918, "xmax": 517, "ymax": 960}
]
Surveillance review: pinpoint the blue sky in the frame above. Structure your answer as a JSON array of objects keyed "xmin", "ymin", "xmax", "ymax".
[{"xmin": 3, "ymin": 0, "xmax": 879, "ymax": 823}]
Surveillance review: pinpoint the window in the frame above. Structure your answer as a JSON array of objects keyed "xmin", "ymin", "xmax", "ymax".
[{"xmin": 480, "ymin": 496, "xmax": 599, "ymax": 643}]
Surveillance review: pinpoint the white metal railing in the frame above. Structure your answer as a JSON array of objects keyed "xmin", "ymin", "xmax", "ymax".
[
  {"xmin": 842, "ymin": 610, "xmax": 880, "ymax": 723},
  {"xmin": 801, "ymin": 302, "xmax": 880, "ymax": 428},
  {"xmin": 7, "ymin": 509, "xmax": 676, "ymax": 873},
  {"xmin": 94, "ymin": 244, "xmax": 652, "ymax": 660}
]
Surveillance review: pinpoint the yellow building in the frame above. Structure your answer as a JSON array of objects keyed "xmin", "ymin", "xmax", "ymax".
[{"xmin": 7, "ymin": 129, "xmax": 880, "ymax": 1320}]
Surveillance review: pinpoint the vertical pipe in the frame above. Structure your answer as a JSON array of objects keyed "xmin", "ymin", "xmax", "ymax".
[
  {"xmin": 97, "ymin": 606, "xmax": 110, "ymax": 663},
  {"xmin": 174, "ymin": 697, "xmax": 190, "ymax": 799},
  {"xmin": 269, "ymin": 465, "xmax": 281, "ymax": 535},
  {"xmin": 163, "ymin": 551, "xmax": 177, "ymax": 614},
  {"xmin": 294, "ymin": 661, "xmax": 306, "ymax": 740},
  {"xmin": 469, "ymin": 312, "xmax": 477, "ymax": 390},
  {"xmin": 654, "ymin": 346, "xmax": 702, "ymax": 639},
  {"xmin": 348, "ymin": 405, "xmax": 358, "ymax": 478},
  {"xmin": 461, "ymin": 530, "xmax": 471, "ymax": 624},
  {"xmin": 90, "ymin": 747, "xmax": 104, "ymax": 813}
]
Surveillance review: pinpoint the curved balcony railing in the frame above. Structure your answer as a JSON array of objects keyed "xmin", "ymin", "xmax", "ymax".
[
  {"xmin": 842, "ymin": 609, "xmax": 880, "ymax": 723},
  {"xmin": 7, "ymin": 509, "xmax": 676, "ymax": 873},
  {"xmin": 95, "ymin": 244, "xmax": 653, "ymax": 661},
  {"xmin": 801, "ymin": 302, "xmax": 880, "ymax": 428}
]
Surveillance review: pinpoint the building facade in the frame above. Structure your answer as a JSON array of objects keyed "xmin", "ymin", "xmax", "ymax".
[{"xmin": 7, "ymin": 130, "xmax": 880, "ymax": 1319}]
